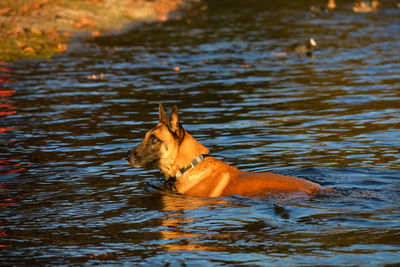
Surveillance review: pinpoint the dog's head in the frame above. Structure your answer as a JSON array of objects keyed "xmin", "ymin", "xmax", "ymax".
[{"xmin": 126, "ymin": 103, "xmax": 185, "ymax": 174}]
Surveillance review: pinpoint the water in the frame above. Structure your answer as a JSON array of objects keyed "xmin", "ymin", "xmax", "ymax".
[{"xmin": 1, "ymin": 0, "xmax": 400, "ymax": 265}]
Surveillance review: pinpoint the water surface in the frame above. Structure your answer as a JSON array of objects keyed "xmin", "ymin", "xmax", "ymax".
[{"xmin": 1, "ymin": 0, "xmax": 400, "ymax": 265}]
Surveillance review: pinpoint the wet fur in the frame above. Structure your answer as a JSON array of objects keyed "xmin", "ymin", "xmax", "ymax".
[{"xmin": 126, "ymin": 104, "xmax": 331, "ymax": 198}]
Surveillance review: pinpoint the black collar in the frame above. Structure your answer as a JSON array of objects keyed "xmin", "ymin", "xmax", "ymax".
[{"xmin": 174, "ymin": 154, "xmax": 209, "ymax": 179}]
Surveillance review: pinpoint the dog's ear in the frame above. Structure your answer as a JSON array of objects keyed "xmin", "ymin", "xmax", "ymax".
[
  {"xmin": 158, "ymin": 103, "xmax": 168, "ymax": 124},
  {"xmin": 169, "ymin": 105, "xmax": 185, "ymax": 142}
]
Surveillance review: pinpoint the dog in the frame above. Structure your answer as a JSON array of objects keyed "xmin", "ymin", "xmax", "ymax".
[{"xmin": 126, "ymin": 103, "xmax": 331, "ymax": 198}]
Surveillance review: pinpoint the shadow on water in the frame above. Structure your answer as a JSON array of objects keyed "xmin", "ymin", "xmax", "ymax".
[{"xmin": 1, "ymin": 0, "xmax": 400, "ymax": 265}]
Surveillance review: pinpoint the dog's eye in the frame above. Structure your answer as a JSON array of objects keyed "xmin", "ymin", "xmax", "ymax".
[{"xmin": 150, "ymin": 135, "xmax": 160, "ymax": 144}]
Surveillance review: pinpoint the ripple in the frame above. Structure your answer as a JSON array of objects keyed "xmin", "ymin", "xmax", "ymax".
[{"xmin": 1, "ymin": 0, "xmax": 400, "ymax": 265}]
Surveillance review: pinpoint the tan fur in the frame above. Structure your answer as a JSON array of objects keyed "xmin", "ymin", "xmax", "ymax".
[{"xmin": 126, "ymin": 104, "xmax": 331, "ymax": 198}]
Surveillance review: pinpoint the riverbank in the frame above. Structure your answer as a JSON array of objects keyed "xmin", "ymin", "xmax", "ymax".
[{"xmin": 0, "ymin": 0, "xmax": 204, "ymax": 62}]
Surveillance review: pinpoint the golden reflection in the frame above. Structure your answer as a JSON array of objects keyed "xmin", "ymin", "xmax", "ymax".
[
  {"xmin": 159, "ymin": 193, "xmax": 230, "ymax": 252},
  {"xmin": 0, "ymin": 65, "xmax": 16, "ymax": 132},
  {"xmin": 0, "ymin": 67, "xmax": 27, "ymax": 176}
]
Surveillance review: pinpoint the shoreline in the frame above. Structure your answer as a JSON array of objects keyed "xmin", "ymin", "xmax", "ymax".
[{"xmin": 0, "ymin": 0, "xmax": 205, "ymax": 62}]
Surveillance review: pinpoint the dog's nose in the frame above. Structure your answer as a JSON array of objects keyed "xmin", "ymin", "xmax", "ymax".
[{"xmin": 125, "ymin": 150, "xmax": 131, "ymax": 161}]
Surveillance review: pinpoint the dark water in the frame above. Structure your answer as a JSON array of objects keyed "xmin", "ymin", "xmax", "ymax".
[{"xmin": 1, "ymin": 0, "xmax": 400, "ymax": 265}]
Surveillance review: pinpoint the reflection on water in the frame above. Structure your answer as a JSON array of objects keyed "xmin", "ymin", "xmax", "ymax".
[{"xmin": 1, "ymin": 0, "xmax": 400, "ymax": 265}]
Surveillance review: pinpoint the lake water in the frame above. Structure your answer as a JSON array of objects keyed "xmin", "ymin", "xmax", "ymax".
[{"xmin": 1, "ymin": 0, "xmax": 400, "ymax": 265}]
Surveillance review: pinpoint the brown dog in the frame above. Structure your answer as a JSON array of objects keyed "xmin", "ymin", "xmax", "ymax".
[{"xmin": 126, "ymin": 104, "xmax": 330, "ymax": 197}]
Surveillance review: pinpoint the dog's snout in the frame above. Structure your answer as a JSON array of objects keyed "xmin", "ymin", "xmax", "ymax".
[{"xmin": 125, "ymin": 150, "xmax": 132, "ymax": 161}]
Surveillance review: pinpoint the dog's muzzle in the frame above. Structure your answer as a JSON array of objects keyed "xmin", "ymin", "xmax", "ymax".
[
  {"xmin": 125, "ymin": 150, "xmax": 132, "ymax": 162},
  {"xmin": 125, "ymin": 149, "xmax": 143, "ymax": 167}
]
